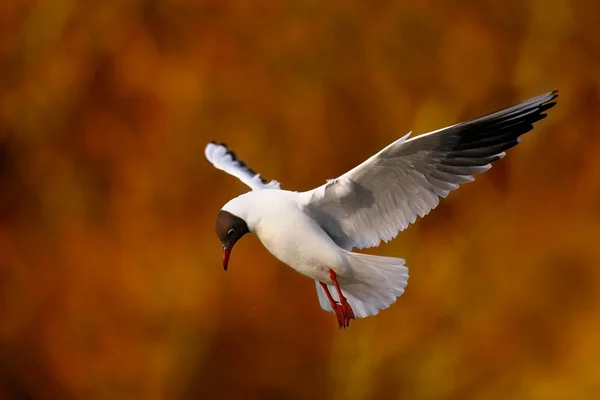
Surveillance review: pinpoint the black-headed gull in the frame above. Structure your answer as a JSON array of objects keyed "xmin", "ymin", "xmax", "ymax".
[{"xmin": 205, "ymin": 91, "xmax": 558, "ymax": 328}]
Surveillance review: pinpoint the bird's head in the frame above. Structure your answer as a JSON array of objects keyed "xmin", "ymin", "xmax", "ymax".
[{"xmin": 215, "ymin": 210, "xmax": 249, "ymax": 271}]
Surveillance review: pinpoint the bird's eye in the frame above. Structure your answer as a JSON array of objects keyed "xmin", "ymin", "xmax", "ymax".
[{"xmin": 227, "ymin": 229, "xmax": 235, "ymax": 236}]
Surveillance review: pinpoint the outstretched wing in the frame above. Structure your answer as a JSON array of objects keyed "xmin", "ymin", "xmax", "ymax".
[
  {"xmin": 205, "ymin": 142, "xmax": 280, "ymax": 190},
  {"xmin": 302, "ymin": 91, "xmax": 558, "ymax": 250}
]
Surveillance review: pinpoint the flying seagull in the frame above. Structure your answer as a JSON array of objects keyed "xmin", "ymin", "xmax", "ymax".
[{"xmin": 205, "ymin": 91, "xmax": 558, "ymax": 328}]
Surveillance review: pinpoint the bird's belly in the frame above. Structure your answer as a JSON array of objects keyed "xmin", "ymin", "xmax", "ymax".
[{"xmin": 256, "ymin": 216, "xmax": 345, "ymax": 282}]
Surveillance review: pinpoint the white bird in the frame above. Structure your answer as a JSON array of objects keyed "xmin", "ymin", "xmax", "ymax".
[{"xmin": 205, "ymin": 91, "xmax": 558, "ymax": 328}]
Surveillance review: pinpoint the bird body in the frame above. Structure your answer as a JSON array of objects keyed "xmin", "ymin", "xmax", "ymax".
[
  {"xmin": 223, "ymin": 189, "xmax": 347, "ymax": 283},
  {"xmin": 206, "ymin": 91, "xmax": 558, "ymax": 328}
]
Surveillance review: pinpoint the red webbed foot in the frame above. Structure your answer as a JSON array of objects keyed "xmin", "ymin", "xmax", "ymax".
[
  {"xmin": 332, "ymin": 302, "xmax": 349, "ymax": 328},
  {"xmin": 341, "ymin": 301, "xmax": 355, "ymax": 322},
  {"xmin": 320, "ymin": 270, "xmax": 356, "ymax": 329}
]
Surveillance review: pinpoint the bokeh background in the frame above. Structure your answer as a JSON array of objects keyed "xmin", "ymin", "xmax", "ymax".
[{"xmin": 1, "ymin": 0, "xmax": 599, "ymax": 399}]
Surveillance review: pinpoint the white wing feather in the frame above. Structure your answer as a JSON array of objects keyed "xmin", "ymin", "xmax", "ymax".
[
  {"xmin": 301, "ymin": 91, "xmax": 558, "ymax": 250},
  {"xmin": 205, "ymin": 142, "xmax": 280, "ymax": 190}
]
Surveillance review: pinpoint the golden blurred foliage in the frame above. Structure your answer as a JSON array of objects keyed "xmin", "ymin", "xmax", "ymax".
[{"xmin": 1, "ymin": 0, "xmax": 599, "ymax": 399}]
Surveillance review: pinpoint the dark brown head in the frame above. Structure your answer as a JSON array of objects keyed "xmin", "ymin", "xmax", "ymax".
[{"xmin": 215, "ymin": 210, "xmax": 249, "ymax": 271}]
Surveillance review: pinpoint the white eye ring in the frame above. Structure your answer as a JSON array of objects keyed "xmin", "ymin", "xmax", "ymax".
[{"xmin": 227, "ymin": 229, "xmax": 234, "ymax": 236}]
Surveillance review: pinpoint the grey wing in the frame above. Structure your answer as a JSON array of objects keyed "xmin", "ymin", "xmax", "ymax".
[
  {"xmin": 205, "ymin": 142, "xmax": 280, "ymax": 190},
  {"xmin": 301, "ymin": 91, "xmax": 558, "ymax": 250}
]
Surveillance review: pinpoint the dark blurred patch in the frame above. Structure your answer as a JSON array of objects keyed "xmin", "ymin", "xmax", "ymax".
[
  {"xmin": 0, "ymin": 138, "xmax": 38, "ymax": 226},
  {"xmin": 0, "ymin": 371, "xmax": 36, "ymax": 400},
  {"xmin": 0, "ymin": 139, "xmax": 15, "ymax": 222},
  {"xmin": 0, "ymin": 344, "xmax": 74, "ymax": 400}
]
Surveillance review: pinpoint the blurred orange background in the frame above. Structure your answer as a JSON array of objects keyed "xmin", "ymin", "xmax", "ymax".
[{"xmin": 1, "ymin": 1, "xmax": 599, "ymax": 399}]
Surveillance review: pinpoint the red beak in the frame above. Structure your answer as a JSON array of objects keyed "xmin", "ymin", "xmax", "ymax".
[{"xmin": 222, "ymin": 247, "xmax": 231, "ymax": 271}]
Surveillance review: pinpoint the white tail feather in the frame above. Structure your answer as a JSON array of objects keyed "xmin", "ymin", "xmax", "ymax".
[{"xmin": 315, "ymin": 252, "xmax": 408, "ymax": 318}]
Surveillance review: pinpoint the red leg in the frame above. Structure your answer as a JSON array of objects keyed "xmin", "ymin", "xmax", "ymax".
[
  {"xmin": 328, "ymin": 270, "xmax": 355, "ymax": 327},
  {"xmin": 319, "ymin": 282, "xmax": 346, "ymax": 328}
]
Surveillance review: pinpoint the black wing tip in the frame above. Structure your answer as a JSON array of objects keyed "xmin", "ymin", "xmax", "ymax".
[
  {"xmin": 534, "ymin": 90, "xmax": 559, "ymax": 120},
  {"xmin": 208, "ymin": 141, "xmax": 230, "ymax": 150},
  {"xmin": 542, "ymin": 89, "xmax": 558, "ymax": 101},
  {"xmin": 443, "ymin": 89, "xmax": 560, "ymax": 163},
  {"xmin": 546, "ymin": 89, "xmax": 558, "ymax": 101},
  {"xmin": 226, "ymin": 150, "xmax": 237, "ymax": 162},
  {"xmin": 539, "ymin": 90, "xmax": 559, "ymax": 108},
  {"xmin": 213, "ymin": 143, "xmax": 239, "ymax": 163},
  {"xmin": 520, "ymin": 90, "xmax": 558, "ymax": 114}
]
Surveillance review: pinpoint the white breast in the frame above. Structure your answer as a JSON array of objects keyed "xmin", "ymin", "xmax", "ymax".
[{"xmin": 233, "ymin": 190, "xmax": 346, "ymax": 281}]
